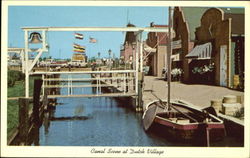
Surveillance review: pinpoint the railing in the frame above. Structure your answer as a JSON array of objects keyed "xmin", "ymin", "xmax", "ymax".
[{"xmin": 41, "ymin": 70, "xmax": 137, "ymax": 98}]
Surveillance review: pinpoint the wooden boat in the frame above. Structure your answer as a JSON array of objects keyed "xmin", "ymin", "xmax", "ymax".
[{"xmin": 142, "ymin": 98, "xmax": 225, "ymax": 142}]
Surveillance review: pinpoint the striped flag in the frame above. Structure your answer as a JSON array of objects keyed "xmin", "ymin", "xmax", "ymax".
[
  {"xmin": 75, "ymin": 33, "xmax": 84, "ymax": 40},
  {"xmin": 73, "ymin": 43, "xmax": 85, "ymax": 53},
  {"xmin": 73, "ymin": 43, "xmax": 85, "ymax": 50},
  {"xmin": 89, "ymin": 37, "xmax": 97, "ymax": 43},
  {"xmin": 73, "ymin": 48, "xmax": 85, "ymax": 53}
]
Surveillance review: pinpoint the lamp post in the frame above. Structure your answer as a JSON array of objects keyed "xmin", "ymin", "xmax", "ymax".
[
  {"xmin": 108, "ymin": 49, "xmax": 112, "ymax": 69},
  {"xmin": 98, "ymin": 52, "xmax": 101, "ymax": 68},
  {"xmin": 108, "ymin": 49, "xmax": 111, "ymax": 58},
  {"xmin": 113, "ymin": 53, "xmax": 116, "ymax": 68}
]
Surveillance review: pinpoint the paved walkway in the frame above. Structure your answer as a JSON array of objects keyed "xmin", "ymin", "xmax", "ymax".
[{"xmin": 142, "ymin": 76, "xmax": 244, "ymax": 111}]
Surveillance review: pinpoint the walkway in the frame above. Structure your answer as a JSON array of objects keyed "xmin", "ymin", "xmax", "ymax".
[{"xmin": 143, "ymin": 76, "xmax": 244, "ymax": 111}]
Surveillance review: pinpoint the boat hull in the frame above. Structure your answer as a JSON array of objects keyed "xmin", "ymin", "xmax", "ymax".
[{"xmin": 154, "ymin": 116, "xmax": 225, "ymax": 141}]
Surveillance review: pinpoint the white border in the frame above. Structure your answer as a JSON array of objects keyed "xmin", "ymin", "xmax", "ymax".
[{"xmin": 1, "ymin": 1, "xmax": 250, "ymax": 157}]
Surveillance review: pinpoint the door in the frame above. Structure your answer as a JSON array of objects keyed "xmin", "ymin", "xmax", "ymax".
[{"xmin": 220, "ymin": 45, "xmax": 227, "ymax": 87}]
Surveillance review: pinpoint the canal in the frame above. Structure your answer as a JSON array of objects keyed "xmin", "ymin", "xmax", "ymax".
[{"xmin": 35, "ymin": 74, "xmax": 243, "ymax": 147}]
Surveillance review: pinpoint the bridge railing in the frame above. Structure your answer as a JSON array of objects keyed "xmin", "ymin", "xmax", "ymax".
[{"xmin": 38, "ymin": 70, "xmax": 137, "ymax": 98}]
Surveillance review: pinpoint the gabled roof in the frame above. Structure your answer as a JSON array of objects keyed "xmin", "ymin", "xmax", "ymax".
[{"xmin": 124, "ymin": 23, "xmax": 136, "ymax": 45}]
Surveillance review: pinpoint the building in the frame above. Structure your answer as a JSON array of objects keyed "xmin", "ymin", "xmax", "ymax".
[
  {"xmin": 70, "ymin": 53, "xmax": 87, "ymax": 67},
  {"xmin": 173, "ymin": 7, "xmax": 208, "ymax": 83},
  {"xmin": 173, "ymin": 7, "xmax": 244, "ymax": 89},
  {"xmin": 120, "ymin": 23, "xmax": 136, "ymax": 67},
  {"xmin": 8, "ymin": 48, "xmax": 25, "ymax": 72},
  {"xmin": 72, "ymin": 53, "xmax": 86, "ymax": 62},
  {"xmin": 145, "ymin": 23, "xmax": 168, "ymax": 77}
]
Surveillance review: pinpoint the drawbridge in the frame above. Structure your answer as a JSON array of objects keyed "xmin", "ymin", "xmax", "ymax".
[{"xmin": 22, "ymin": 26, "xmax": 169, "ymax": 110}]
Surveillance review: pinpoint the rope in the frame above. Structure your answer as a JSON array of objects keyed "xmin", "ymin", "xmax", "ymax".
[{"xmin": 143, "ymin": 33, "xmax": 167, "ymax": 61}]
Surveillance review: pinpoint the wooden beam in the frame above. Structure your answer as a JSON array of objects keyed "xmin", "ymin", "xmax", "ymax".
[
  {"xmin": 43, "ymin": 83, "xmax": 134, "ymax": 88},
  {"xmin": 47, "ymin": 93, "xmax": 137, "ymax": 98},
  {"xmin": 21, "ymin": 26, "xmax": 168, "ymax": 33},
  {"xmin": 43, "ymin": 77, "xmax": 135, "ymax": 81},
  {"xmin": 31, "ymin": 70, "xmax": 136, "ymax": 75}
]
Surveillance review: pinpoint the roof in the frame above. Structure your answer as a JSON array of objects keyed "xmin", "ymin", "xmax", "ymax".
[{"xmin": 124, "ymin": 23, "xmax": 136, "ymax": 45}]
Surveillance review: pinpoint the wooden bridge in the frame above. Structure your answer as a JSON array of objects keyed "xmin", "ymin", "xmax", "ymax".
[{"xmin": 33, "ymin": 69, "xmax": 138, "ymax": 98}]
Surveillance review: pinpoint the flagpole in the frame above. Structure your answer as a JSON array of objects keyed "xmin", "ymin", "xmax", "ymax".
[{"xmin": 167, "ymin": 6, "xmax": 173, "ymax": 110}]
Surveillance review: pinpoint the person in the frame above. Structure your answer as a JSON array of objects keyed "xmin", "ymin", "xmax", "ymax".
[
  {"xmin": 69, "ymin": 64, "xmax": 71, "ymax": 71},
  {"xmin": 162, "ymin": 68, "xmax": 167, "ymax": 81}
]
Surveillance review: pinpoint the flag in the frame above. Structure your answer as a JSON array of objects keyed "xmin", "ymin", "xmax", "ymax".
[
  {"xmin": 73, "ymin": 48, "xmax": 85, "ymax": 53},
  {"xmin": 75, "ymin": 33, "xmax": 84, "ymax": 40},
  {"xmin": 73, "ymin": 43, "xmax": 85, "ymax": 50},
  {"xmin": 89, "ymin": 37, "xmax": 97, "ymax": 43}
]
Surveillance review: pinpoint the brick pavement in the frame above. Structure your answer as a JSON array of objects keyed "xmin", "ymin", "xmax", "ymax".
[{"xmin": 142, "ymin": 76, "xmax": 244, "ymax": 111}]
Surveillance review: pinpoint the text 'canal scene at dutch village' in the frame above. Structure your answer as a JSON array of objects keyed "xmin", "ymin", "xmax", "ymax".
[{"xmin": 1, "ymin": 2, "xmax": 249, "ymax": 158}]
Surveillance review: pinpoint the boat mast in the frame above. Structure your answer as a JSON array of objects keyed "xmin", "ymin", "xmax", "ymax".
[{"xmin": 167, "ymin": 6, "xmax": 173, "ymax": 110}]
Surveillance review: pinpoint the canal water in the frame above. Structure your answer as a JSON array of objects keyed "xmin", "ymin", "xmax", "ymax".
[{"xmin": 36, "ymin": 74, "xmax": 243, "ymax": 147}]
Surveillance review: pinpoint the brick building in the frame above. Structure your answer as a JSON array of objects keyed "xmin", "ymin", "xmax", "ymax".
[
  {"xmin": 145, "ymin": 23, "xmax": 168, "ymax": 77},
  {"xmin": 173, "ymin": 7, "xmax": 207, "ymax": 83},
  {"xmin": 120, "ymin": 23, "xmax": 136, "ymax": 66},
  {"xmin": 173, "ymin": 7, "xmax": 244, "ymax": 89}
]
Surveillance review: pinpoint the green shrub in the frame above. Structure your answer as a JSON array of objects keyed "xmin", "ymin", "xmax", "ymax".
[
  {"xmin": 8, "ymin": 77, "xmax": 15, "ymax": 87},
  {"xmin": 16, "ymin": 71, "xmax": 25, "ymax": 81},
  {"xmin": 8, "ymin": 70, "xmax": 24, "ymax": 87}
]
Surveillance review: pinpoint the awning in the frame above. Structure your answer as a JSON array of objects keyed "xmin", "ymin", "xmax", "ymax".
[
  {"xmin": 185, "ymin": 42, "xmax": 212, "ymax": 59},
  {"xmin": 144, "ymin": 43, "xmax": 156, "ymax": 53}
]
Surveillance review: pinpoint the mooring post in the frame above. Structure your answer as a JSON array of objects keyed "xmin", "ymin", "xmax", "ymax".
[
  {"xmin": 18, "ymin": 98, "xmax": 30, "ymax": 145},
  {"xmin": 33, "ymin": 79, "xmax": 43, "ymax": 124},
  {"xmin": 43, "ymin": 88, "xmax": 49, "ymax": 110},
  {"xmin": 136, "ymin": 72, "xmax": 144, "ymax": 112},
  {"xmin": 206, "ymin": 126, "xmax": 210, "ymax": 147},
  {"xmin": 42, "ymin": 74, "xmax": 45, "ymax": 96},
  {"xmin": 33, "ymin": 124, "xmax": 40, "ymax": 146},
  {"xmin": 126, "ymin": 73, "xmax": 128, "ymax": 92}
]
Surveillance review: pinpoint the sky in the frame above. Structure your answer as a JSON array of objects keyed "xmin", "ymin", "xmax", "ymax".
[{"xmin": 8, "ymin": 6, "xmax": 168, "ymax": 59}]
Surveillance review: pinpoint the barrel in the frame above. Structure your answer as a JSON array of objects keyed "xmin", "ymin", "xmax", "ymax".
[
  {"xmin": 233, "ymin": 75, "xmax": 240, "ymax": 89},
  {"xmin": 211, "ymin": 99, "xmax": 222, "ymax": 113},
  {"xmin": 236, "ymin": 95, "xmax": 244, "ymax": 104},
  {"xmin": 223, "ymin": 95, "xmax": 237, "ymax": 104}
]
